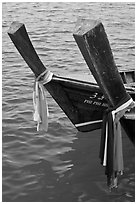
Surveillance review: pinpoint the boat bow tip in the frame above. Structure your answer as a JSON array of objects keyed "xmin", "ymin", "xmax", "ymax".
[{"xmin": 8, "ymin": 21, "xmax": 24, "ymax": 35}]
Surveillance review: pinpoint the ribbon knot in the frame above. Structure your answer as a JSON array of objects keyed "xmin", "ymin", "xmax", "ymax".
[
  {"xmin": 99, "ymin": 97, "xmax": 134, "ymax": 189},
  {"xmin": 33, "ymin": 70, "xmax": 53, "ymax": 131}
]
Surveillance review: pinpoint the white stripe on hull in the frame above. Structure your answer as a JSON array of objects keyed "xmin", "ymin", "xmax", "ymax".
[{"xmin": 75, "ymin": 120, "xmax": 102, "ymax": 127}]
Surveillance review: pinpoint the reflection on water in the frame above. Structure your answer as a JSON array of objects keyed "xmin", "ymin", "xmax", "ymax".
[
  {"xmin": 3, "ymin": 128, "xmax": 134, "ymax": 202},
  {"xmin": 2, "ymin": 2, "xmax": 134, "ymax": 202}
]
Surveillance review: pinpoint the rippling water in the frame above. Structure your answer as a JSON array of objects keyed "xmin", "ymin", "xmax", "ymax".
[{"xmin": 2, "ymin": 2, "xmax": 135, "ymax": 202}]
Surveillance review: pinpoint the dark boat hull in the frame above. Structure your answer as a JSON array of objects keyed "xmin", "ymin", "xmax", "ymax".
[
  {"xmin": 50, "ymin": 75, "xmax": 135, "ymax": 137},
  {"xmin": 121, "ymin": 118, "xmax": 135, "ymax": 144}
]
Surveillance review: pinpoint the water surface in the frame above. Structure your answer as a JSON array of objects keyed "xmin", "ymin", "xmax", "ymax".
[{"xmin": 2, "ymin": 2, "xmax": 135, "ymax": 202}]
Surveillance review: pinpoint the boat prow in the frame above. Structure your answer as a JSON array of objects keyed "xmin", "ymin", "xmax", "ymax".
[{"xmin": 8, "ymin": 21, "xmax": 135, "ymax": 144}]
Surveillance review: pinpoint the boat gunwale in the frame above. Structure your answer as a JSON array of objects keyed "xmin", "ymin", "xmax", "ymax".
[{"xmin": 51, "ymin": 75, "xmax": 135, "ymax": 94}]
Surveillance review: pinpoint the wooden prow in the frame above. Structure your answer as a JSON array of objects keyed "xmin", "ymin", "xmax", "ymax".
[
  {"xmin": 8, "ymin": 22, "xmax": 46, "ymax": 77},
  {"xmin": 73, "ymin": 19, "xmax": 134, "ymax": 143},
  {"xmin": 8, "ymin": 22, "xmax": 79, "ymax": 125},
  {"xmin": 73, "ymin": 19, "xmax": 131, "ymax": 107}
]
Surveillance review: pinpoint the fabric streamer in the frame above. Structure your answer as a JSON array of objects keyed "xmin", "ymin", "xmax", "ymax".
[
  {"xmin": 99, "ymin": 97, "xmax": 134, "ymax": 190},
  {"xmin": 33, "ymin": 70, "xmax": 53, "ymax": 131}
]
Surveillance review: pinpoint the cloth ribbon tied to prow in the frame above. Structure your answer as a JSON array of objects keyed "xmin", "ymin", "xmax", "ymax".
[
  {"xmin": 33, "ymin": 70, "xmax": 53, "ymax": 131},
  {"xmin": 99, "ymin": 97, "xmax": 134, "ymax": 190}
]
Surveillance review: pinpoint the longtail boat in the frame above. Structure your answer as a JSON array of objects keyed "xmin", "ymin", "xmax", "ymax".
[
  {"xmin": 7, "ymin": 20, "xmax": 135, "ymax": 144},
  {"xmin": 8, "ymin": 20, "xmax": 135, "ymax": 189}
]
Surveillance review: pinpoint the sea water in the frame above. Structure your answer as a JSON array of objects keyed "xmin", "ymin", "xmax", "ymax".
[{"xmin": 2, "ymin": 2, "xmax": 135, "ymax": 202}]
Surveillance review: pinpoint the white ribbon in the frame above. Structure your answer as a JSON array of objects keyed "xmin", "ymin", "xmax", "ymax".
[
  {"xmin": 101, "ymin": 97, "xmax": 134, "ymax": 189},
  {"xmin": 103, "ymin": 98, "xmax": 134, "ymax": 166},
  {"xmin": 33, "ymin": 70, "xmax": 53, "ymax": 131}
]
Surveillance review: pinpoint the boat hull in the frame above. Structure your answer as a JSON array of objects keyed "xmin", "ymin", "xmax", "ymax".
[{"xmin": 50, "ymin": 76, "xmax": 135, "ymax": 137}]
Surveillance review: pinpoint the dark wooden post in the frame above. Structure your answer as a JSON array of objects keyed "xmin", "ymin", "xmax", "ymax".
[
  {"xmin": 8, "ymin": 22, "xmax": 46, "ymax": 77},
  {"xmin": 73, "ymin": 19, "xmax": 131, "ymax": 107}
]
